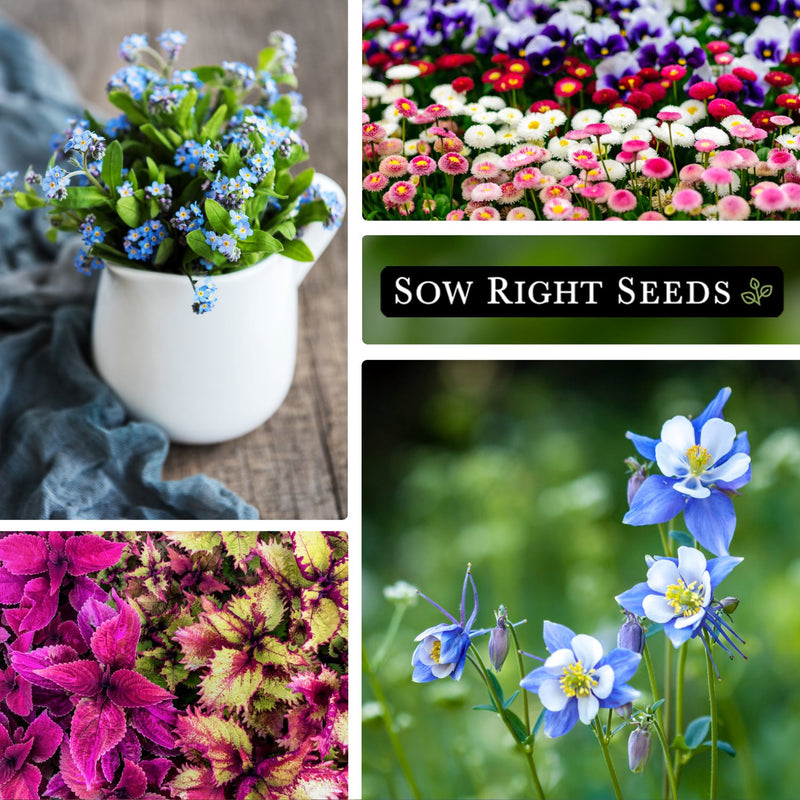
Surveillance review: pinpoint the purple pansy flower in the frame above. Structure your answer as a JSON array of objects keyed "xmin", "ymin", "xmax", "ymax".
[
  {"xmin": 520, "ymin": 622, "xmax": 640, "ymax": 738},
  {"xmin": 624, "ymin": 388, "xmax": 750, "ymax": 556},
  {"xmin": 412, "ymin": 566, "xmax": 490, "ymax": 683}
]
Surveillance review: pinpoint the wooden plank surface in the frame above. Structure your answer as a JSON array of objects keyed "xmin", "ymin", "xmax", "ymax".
[{"xmin": 0, "ymin": 0, "xmax": 348, "ymax": 519}]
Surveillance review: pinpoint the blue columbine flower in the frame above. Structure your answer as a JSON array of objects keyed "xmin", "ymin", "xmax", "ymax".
[
  {"xmin": 411, "ymin": 565, "xmax": 490, "ymax": 683},
  {"xmin": 616, "ymin": 546, "xmax": 744, "ymax": 657},
  {"xmin": 623, "ymin": 388, "xmax": 750, "ymax": 556},
  {"xmin": 520, "ymin": 621, "xmax": 640, "ymax": 738}
]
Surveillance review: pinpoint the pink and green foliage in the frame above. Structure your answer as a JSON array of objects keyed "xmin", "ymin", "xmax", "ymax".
[{"xmin": 0, "ymin": 531, "xmax": 348, "ymax": 800}]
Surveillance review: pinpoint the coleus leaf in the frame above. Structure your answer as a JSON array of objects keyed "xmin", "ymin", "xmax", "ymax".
[
  {"xmin": 34, "ymin": 660, "xmax": 102, "ymax": 697},
  {"xmin": 78, "ymin": 597, "xmax": 118, "ymax": 649},
  {"xmin": 11, "ymin": 645, "xmax": 79, "ymax": 690},
  {"xmin": 254, "ymin": 635, "xmax": 309, "ymax": 670},
  {"xmin": 26, "ymin": 710, "xmax": 63, "ymax": 763},
  {"xmin": 0, "ymin": 566, "xmax": 28, "ymax": 605},
  {"xmin": 18, "ymin": 577, "xmax": 60, "ymax": 633},
  {"xmin": 0, "ymin": 763, "xmax": 42, "ymax": 800},
  {"xmin": 90, "ymin": 592, "xmax": 141, "ymax": 669},
  {"xmin": 301, "ymin": 596, "xmax": 343, "ymax": 650},
  {"xmin": 115, "ymin": 759, "xmax": 148, "ymax": 799},
  {"xmin": 129, "ymin": 703, "xmax": 177, "ymax": 751},
  {"xmin": 169, "ymin": 766, "xmax": 226, "ymax": 800},
  {"xmin": 291, "ymin": 531, "xmax": 333, "ymax": 581},
  {"xmin": 107, "ymin": 669, "xmax": 175, "ymax": 708},
  {"xmin": 58, "ymin": 746, "xmax": 103, "ymax": 800},
  {"xmin": 65, "ymin": 534, "xmax": 126, "ymax": 576},
  {"xmin": 219, "ymin": 531, "xmax": 259, "ymax": 568},
  {"xmin": 0, "ymin": 533, "xmax": 48, "ymax": 575},
  {"xmin": 164, "ymin": 532, "xmax": 222, "ymax": 554},
  {"xmin": 174, "ymin": 621, "xmax": 226, "ymax": 670},
  {"xmin": 198, "ymin": 648, "xmax": 263, "ymax": 711},
  {"xmin": 176, "ymin": 709, "xmax": 252, "ymax": 785},
  {"xmin": 70, "ymin": 697, "xmax": 126, "ymax": 787}
]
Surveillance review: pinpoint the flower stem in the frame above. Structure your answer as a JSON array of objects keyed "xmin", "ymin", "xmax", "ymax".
[
  {"xmin": 362, "ymin": 644, "xmax": 423, "ymax": 800},
  {"xmin": 663, "ymin": 640, "xmax": 674, "ymax": 800},
  {"xmin": 651, "ymin": 716, "xmax": 679, "ymax": 800},
  {"xmin": 374, "ymin": 603, "xmax": 409, "ymax": 671},
  {"xmin": 592, "ymin": 718, "xmax": 623, "ymax": 800},
  {"xmin": 673, "ymin": 644, "xmax": 688, "ymax": 784},
  {"xmin": 470, "ymin": 645, "xmax": 546, "ymax": 800},
  {"xmin": 704, "ymin": 631, "xmax": 719, "ymax": 800},
  {"xmin": 509, "ymin": 622, "xmax": 531, "ymax": 736}
]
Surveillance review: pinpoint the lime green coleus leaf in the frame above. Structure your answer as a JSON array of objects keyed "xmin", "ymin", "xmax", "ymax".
[
  {"xmin": 293, "ymin": 531, "xmax": 333, "ymax": 579},
  {"xmin": 164, "ymin": 531, "xmax": 222, "ymax": 554},
  {"xmin": 220, "ymin": 531, "xmax": 259, "ymax": 568},
  {"xmin": 302, "ymin": 596, "xmax": 343, "ymax": 650},
  {"xmin": 161, "ymin": 661, "xmax": 190, "ymax": 693},
  {"xmin": 199, "ymin": 647, "xmax": 263, "ymax": 711},
  {"xmin": 176, "ymin": 708, "xmax": 252, "ymax": 786}
]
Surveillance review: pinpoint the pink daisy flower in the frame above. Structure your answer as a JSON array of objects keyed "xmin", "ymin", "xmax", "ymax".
[
  {"xmin": 425, "ymin": 103, "xmax": 451, "ymax": 119},
  {"xmin": 438, "ymin": 152, "xmax": 469, "ymax": 175},
  {"xmin": 461, "ymin": 175, "xmax": 482, "ymax": 200},
  {"xmin": 471, "ymin": 182, "xmax": 503, "ymax": 203},
  {"xmin": 566, "ymin": 129, "xmax": 589, "ymax": 141},
  {"xmin": 428, "ymin": 125, "xmax": 451, "ymax": 137},
  {"xmin": 717, "ymin": 195, "xmax": 750, "ymax": 220},
  {"xmin": 733, "ymin": 148, "xmax": 759, "ymax": 168},
  {"xmin": 363, "ymin": 172, "xmax": 389, "ymax": 192},
  {"xmin": 439, "ymin": 136, "xmax": 464, "ymax": 154},
  {"xmin": 584, "ymin": 122, "xmax": 612, "ymax": 136},
  {"xmin": 379, "ymin": 155, "xmax": 409, "ymax": 177},
  {"xmin": 641, "ymin": 157, "xmax": 673, "ymax": 179},
  {"xmin": 411, "ymin": 111, "xmax": 436, "ymax": 125},
  {"xmin": 386, "ymin": 180, "xmax": 417, "ymax": 205},
  {"xmin": 394, "ymin": 97, "xmax": 419, "ymax": 118},
  {"xmin": 702, "ymin": 166, "xmax": 734, "ymax": 187},
  {"xmin": 694, "ymin": 138, "xmax": 718, "ymax": 154},
  {"xmin": 616, "ymin": 151, "xmax": 636, "ymax": 164},
  {"xmin": 422, "ymin": 198, "xmax": 437, "ymax": 215},
  {"xmin": 471, "ymin": 159, "xmax": 502, "ymax": 179},
  {"xmin": 709, "ymin": 150, "xmax": 743, "ymax": 170},
  {"xmin": 782, "ymin": 182, "xmax": 800, "ymax": 209},
  {"xmin": 377, "ymin": 139, "xmax": 404, "ymax": 156},
  {"xmin": 622, "ymin": 139, "xmax": 650, "ymax": 153},
  {"xmin": 362, "ymin": 122, "xmax": 387, "ymax": 142},
  {"xmin": 445, "ymin": 209, "xmax": 466, "ymax": 220},
  {"xmin": 567, "ymin": 207, "xmax": 590, "ymax": 220},
  {"xmin": 672, "ymin": 188, "xmax": 703, "ymax": 212},
  {"xmin": 568, "ymin": 149, "xmax": 600, "ymax": 170},
  {"xmin": 362, "ymin": 112, "xmax": 369, "ymax": 124},
  {"xmin": 579, "ymin": 182, "xmax": 613, "ymax": 202},
  {"xmin": 542, "ymin": 198, "xmax": 574, "ymax": 219},
  {"xmin": 771, "ymin": 115, "xmax": 794, "ymax": 127},
  {"xmin": 506, "ymin": 206, "xmax": 536, "ymax": 220},
  {"xmin": 498, "ymin": 182, "xmax": 525, "ymax": 204},
  {"xmin": 561, "ymin": 175, "xmax": 578, "ymax": 188},
  {"xmin": 767, "ymin": 149, "xmax": 797, "ymax": 171},
  {"xmin": 637, "ymin": 211, "xmax": 667, "ymax": 220},
  {"xmin": 730, "ymin": 123, "xmax": 757, "ymax": 140},
  {"xmin": 512, "ymin": 167, "xmax": 542, "ymax": 190},
  {"xmin": 607, "ymin": 189, "xmax": 638, "ymax": 213},
  {"xmin": 657, "ymin": 111, "xmax": 683, "ymax": 123},
  {"xmin": 753, "ymin": 185, "xmax": 788, "ymax": 213},
  {"xmin": 679, "ymin": 163, "xmax": 705, "ymax": 183},
  {"xmin": 408, "ymin": 155, "xmax": 437, "ymax": 176},
  {"xmin": 540, "ymin": 184, "xmax": 572, "ymax": 202},
  {"xmin": 470, "ymin": 206, "xmax": 501, "ymax": 220}
]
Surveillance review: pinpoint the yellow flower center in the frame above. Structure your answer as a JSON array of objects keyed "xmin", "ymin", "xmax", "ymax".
[
  {"xmin": 685, "ymin": 444, "xmax": 712, "ymax": 475},
  {"xmin": 560, "ymin": 660, "xmax": 598, "ymax": 698},
  {"xmin": 542, "ymin": 58, "xmax": 551, "ymax": 67},
  {"xmin": 665, "ymin": 579, "xmax": 704, "ymax": 617},
  {"xmin": 431, "ymin": 640, "xmax": 441, "ymax": 663}
]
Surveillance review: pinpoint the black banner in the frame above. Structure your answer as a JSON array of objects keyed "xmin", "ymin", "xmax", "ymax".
[{"xmin": 380, "ymin": 266, "xmax": 783, "ymax": 318}]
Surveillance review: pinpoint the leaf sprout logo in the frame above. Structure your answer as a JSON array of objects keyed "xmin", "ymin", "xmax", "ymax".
[{"xmin": 741, "ymin": 277, "xmax": 773, "ymax": 306}]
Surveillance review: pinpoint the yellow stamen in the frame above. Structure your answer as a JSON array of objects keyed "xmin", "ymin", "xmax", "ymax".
[
  {"xmin": 665, "ymin": 580, "xmax": 704, "ymax": 617},
  {"xmin": 560, "ymin": 660, "xmax": 598, "ymax": 698},
  {"xmin": 431, "ymin": 640, "xmax": 441, "ymax": 663},
  {"xmin": 685, "ymin": 444, "xmax": 713, "ymax": 475}
]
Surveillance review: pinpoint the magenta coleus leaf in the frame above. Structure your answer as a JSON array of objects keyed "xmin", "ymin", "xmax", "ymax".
[
  {"xmin": 11, "ymin": 644, "xmax": 79, "ymax": 689},
  {"xmin": 0, "ymin": 566, "xmax": 29, "ymax": 605},
  {"xmin": 34, "ymin": 660, "xmax": 102, "ymax": 697},
  {"xmin": 0, "ymin": 763, "xmax": 41, "ymax": 800},
  {"xmin": 115, "ymin": 759, "xmax": 148, "ymax": 799},
  {"xmin": 18, "ymin": 577, "xmax": 61, "ymax": 633},
  {"xmin": 58, "ymin": 746, "xmax": 103, "ymax": 800},
  {"xmin": 70, "ymin": 697, "xmax": 126, "ymax": 786},
  {"xmin": 65, "ymin": 535, "xmax": 126, "ymax": 577},
  {"xmin": 90, "ymin": 592, "xmax": 141, "ymax": 669},
  {"xmin": 77, "ymin": 597, "xmax": 118, "ymax": 649},
  {"xmin": 0, "ymin": 666, "xmax": 32, "ymax": 717},
  {"xmin": 0, "ymin": 533, "xmax": 48, "ymax": 575},
  {"xmin": 107, "ymin": 669, "xmax": 174, "ymax": 708},
  {"xmin": 25, "ymin": 710, "xmax": 63, "ymax": 763}
]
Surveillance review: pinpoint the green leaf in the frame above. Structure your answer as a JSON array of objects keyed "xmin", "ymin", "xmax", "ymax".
[
  {"xmin": 145, "ymin": 156, "xmax": 162, "ymax": 183},
  {"xmin": 200, "ymin": 648, "xmax": 263, "ymax": 711},
  {"xmin": 505, "ymin": 709, "xmax": 528, "ymax": 744},
  {"xmin": 741, "ymin": 292, "xmax": 757, "ymax": 305},
  {"xmin": 279, "ymin": 238, "xmax": 313, "ymax": 262},
  {"xmin": 45, "ymin": 227, "xmax": 58, "ymax": 244},
  {"xmin": 220, "ymin": 531, "xmax": 260, "ymax": 567},
  {"xmin": 503, "ymin": 690, "xmax": 521, "ymax": 710},
  {"xmin": 13, "ymin": 191, "xmax": 46, "ymax": 210},
  {"xmin": 271, "ymin": 95, "xmax": 292, "ymax": 126},
  {"xmin": 669, "ymin": 530, "xmax": 694, "ymax": 548},
  {"xmin": 685, "ymin": 716, "xmax": 712, "ymax": 749},
  {"xmin": 107, "ymin": 90, "xmax": 149, "ymax": 124},
  {"xmin": 154, "ymin": 237, "xmax": 176, "ymax": 267},
  {"xmin": 293, "ymin": 199, "xmax": 330, "ymax": 228},
  {"xmin": 140, "ymin": 123, "xmax": 175, "ymax": 153},
  {"xmin": 272, "ymin": 220, "xmax": 296, "ymax": 240},
  {"xmin": 472, "ymin": 703, "xmax": 498, "ymax": 712},
  {"xmin": 707, "ymin": 739, "xmax": 736, "ymax": 757},
  {"xmin": 650, "ymin": 698, "xmax": 666, "ymax": 712},
  {"xmin": 532, "ymin": 708, "xmax": 546, "ymax": 736},
  {"xmin": 59, "ymin": 186, "xmax": 111, "ymax": 209},
  {"xmin": 205, "ymin": 198, "xmax": 232, "ymax": 234},
  {"xmin": 288, "ymin": 168, "xmax": 315, "ymax": 201},
  {"xmin": 101, "ymin": 140, "xmax": 123, "ymax": 191},
  {"xmin": 487, "ymin": 671, "xmax": 505, "ymax": 706},
  {"xmin": 671, "ymin": 734, "xmax": 690, "ymax": 753},
  {"xmin": 116, "ymin": 196, "xmax": 142, "ymax": 227},
  {"xmin": 164, "ymin": 531, "xmax": 222, "ymax": 553},
  {"xmin": 186, "ymin": 229, "xmax": 215, "ymax": 260},
  {"xmin": 200, "ymin": 104, "xmax": 229, "ymax": 142},
  {"xmin": 239, "ymin": 230, "xmax": 283, "ymax": 255},
  {"xmin": 176, "ymin": 88, "xmax": 198, "ymax": 134},
  {"xmin": 257, "ymin": 46, "xmax": 277, "ymax": 73},
  {"xmin": 193, "ymin": 65, "xmax": 225, "ymax": 82}
]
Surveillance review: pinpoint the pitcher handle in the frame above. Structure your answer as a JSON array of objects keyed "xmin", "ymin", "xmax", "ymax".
[{"xmin": 293, "ymin": 173, "xmax": 346, "ymax": 287}]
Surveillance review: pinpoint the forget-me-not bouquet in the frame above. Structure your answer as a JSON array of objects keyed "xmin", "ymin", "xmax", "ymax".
[{"xmin": 0, "ymin": 29, "xmax": 342, "ymax": 313}]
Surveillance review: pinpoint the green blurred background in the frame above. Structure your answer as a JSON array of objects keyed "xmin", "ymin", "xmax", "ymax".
[
  {"xmin": 363, "ymin": 236, "xmax": 800, "ymax": 344},
  {"xmin": 363, "ymin": 360, "xmax": 800, "ymax": 799}
]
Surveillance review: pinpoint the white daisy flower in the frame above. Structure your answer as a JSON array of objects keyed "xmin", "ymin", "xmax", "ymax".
[
  {"xmin": 542, "ymin": 108, "xmax": 568, "ymax": 128},
  {"xmin": 472, "ymin": 110, "xmax": 499, "ymax": 125},
  {"xmin": 498, "ymin": 107, "xmax": 524, "ymax": 125},
  {"xmin": 361, "ymin": 80, "xmax": 387, "ymax": 99},
  {"xmin": 548, "ymin": 136, "xmax": 577, "ymax": 158},
  {"xmin": 720, "ymin": 115, "xmax": 751, "ymax": 135},
  {"xmin": 496, "ymin": 126, "xmax": 522, "ymax": 146},
  {"xmin": 680, "ymin": 99, "xmax": 707, "ymax": 125},
  {"xmin": 479, "ymin": 95, "xmax": 507, "ymax": 110},
  {"xmin": 517, "ymin": 113, "xmax": 554, "ymax": 141},
  {"xmin": 462, "ymin": 102, "xmax": 484, "ymax": 117},
  {"xmin": 541, "ymin": 160, "xmax": 574, "ymax": 179},
  {"xmin": 603, "ymin": 106, "xmax": 638, "ymax": 130},
  {"xmin": 694, "ymin": 126, "xmax": 730, "ymax": 147},
  {"xmin": 464, "ymin": 124, "xmax": 498, "ymax": 149},
  {"xmin": 776, "ymin": 133, "xmax": 800, "ymax": 150},
  {"xmin": 385, "ymin": 64, "xmax": 422, "ymax": 81},
  {"xmin": 571, "ymin": 108, "xmax": 603, "ymax": 129}
]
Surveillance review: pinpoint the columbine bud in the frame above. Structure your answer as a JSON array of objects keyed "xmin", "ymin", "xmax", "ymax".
[
  {"xmin": 625, "ymin": 457, "xmax": 647, "ymax": 505},
  {"xmin": 718, "ymin": 596, "xmax": 740, "ymax": 614},
  {"xmin": 489, "ymin": 605, "xmax": 511, "ymax": 672},
  {"xmin": 617, "ymin": 611, "xmax": 645, "ymax": 654},
  {"xmin": 628, "ymin": 727, "xmax": 651, "ymax": 773}
]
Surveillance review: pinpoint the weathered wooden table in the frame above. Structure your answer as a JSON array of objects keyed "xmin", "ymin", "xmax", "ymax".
[{"xmin": 0, "ymin": 0, "xmax": 347, "ymax": 519}]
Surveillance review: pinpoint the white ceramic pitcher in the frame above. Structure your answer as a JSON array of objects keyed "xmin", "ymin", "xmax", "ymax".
[{"xmin": 91, "ymin": 174, "xmax": 344, "ymax": 445}]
